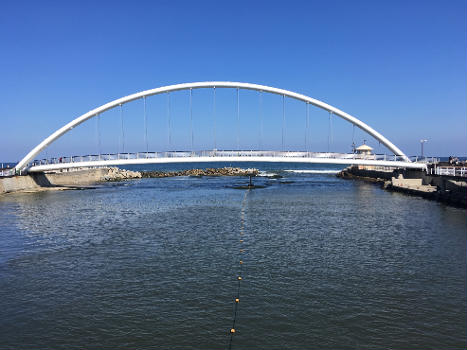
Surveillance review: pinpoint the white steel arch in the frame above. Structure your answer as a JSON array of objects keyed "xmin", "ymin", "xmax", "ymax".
[{"xmin": 15, "ymin": 81, "xmax": 409, "ymax": 171}]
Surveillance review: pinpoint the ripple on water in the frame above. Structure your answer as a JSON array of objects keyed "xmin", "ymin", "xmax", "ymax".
[{"xmin": 0, "ymin": 172, "xmax": 465, "ymax": 349}]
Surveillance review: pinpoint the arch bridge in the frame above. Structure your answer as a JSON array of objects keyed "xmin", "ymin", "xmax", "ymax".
[{"xmin": 15, "ymin": 82, "xmax": 427, "ymax": 173}]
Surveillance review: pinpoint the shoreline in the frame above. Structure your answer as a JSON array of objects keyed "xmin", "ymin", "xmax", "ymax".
[
  {"xmin": 0, "ymin": 167, "xmax": 258, "ymax": 195},
  {"xmin": 4, "ymin": 165, "xmax": 465, "ymax": 208}
]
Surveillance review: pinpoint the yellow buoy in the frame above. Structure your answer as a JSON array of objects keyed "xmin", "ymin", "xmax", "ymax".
[
  {"xmin": 235, "ymin": 298, "xmax": 239, "ymax": 303},
  {"xmin": 230, "ymin": 328, "xmax": 236, "ymax": 333},
  {"xmin": 239, "ymin": 260, "xmax": 243, "ymax": 264},
  {"xmin": 238, "ymin": 276, "xmax": 242, "ymax": 280}
]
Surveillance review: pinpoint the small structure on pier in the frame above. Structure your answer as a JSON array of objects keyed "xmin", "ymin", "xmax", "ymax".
[
  {"xmin": 355, "ymin": 144, "xmax": 374, "ymax": 156},
  {"xmin": 356, "ymin": 143, "xmax": 375, "ymax": 170}
]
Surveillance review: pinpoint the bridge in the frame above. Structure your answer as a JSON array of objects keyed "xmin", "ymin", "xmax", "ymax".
[{"xmin": 13, "ymin": 81, "xmax": 428, "ymax": 174}]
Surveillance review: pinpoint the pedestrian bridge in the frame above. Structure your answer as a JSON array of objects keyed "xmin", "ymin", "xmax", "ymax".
[
  {"xmin": 13, "ymin": 81, "xmax": 428, "ymax": 174},
  {"xmin": 27, "ymin": 150, "xmax": 427, "ymax": 172}
]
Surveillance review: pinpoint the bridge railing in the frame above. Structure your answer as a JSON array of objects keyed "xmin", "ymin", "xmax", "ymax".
[
  {"xmin": 407, "ymin": 155, "xmax": 439, "ymax": 163},
  {"xmin": 432, "ymin": 166, "xmax": 467, "ymax": 177},
  {"xmin": 0, "ymin": 168, "xmax": 15, "ymax": 177},
  {"xmin": 26, "ymin": 150, "xmax": 436, "ymax": 170}
]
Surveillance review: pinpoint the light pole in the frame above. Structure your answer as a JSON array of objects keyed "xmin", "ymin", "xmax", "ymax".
[{"xmin": 420, "ymin": 139, "xmax": 428, "ymax": 158}]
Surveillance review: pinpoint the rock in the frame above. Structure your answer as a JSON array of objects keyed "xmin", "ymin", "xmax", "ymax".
[
  {"xmin": 102, "ymin": 167, "xmax": 142, "ymax": 181},
  {"xmin": 141, "ymin": 167, "xmax": 259, "ymax": 178}
]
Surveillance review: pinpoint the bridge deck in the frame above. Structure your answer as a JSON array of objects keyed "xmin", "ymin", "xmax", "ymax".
[{"xmin": 26, "ymin": 151, "xmax": 429, "ymax": 172}]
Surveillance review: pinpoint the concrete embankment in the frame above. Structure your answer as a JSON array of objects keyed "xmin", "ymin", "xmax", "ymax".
[
  {"xmin": 0, "ymin": 167, "xmax": 141, "ymax": 194},
  {"xmin": 338, "ymin": 166, "xmax": 467, "ymax": 208}
]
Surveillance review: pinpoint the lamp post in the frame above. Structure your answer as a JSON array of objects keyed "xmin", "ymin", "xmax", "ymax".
[{"xmin": 420, "ymin": 139, "xmax": 428, "ymax": 158}]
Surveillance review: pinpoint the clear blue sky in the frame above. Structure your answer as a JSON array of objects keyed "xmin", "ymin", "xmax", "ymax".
[{"xmin": 1, "ymin": 0, "xmax": 465, "ymax": 162}]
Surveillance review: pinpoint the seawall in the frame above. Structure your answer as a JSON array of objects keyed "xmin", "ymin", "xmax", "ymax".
[
  {"xmin": 0, "ymin": 168, "xmax": 141, "ymax": 194},
  {"xmin": 338, "ymin": 166, "xmax": 467, "ymax": 208}
]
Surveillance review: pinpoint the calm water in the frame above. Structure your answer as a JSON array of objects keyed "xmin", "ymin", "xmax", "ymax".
[{"xmin": 0, "ymin": 163, "xmax": 465, "ymax": 349}]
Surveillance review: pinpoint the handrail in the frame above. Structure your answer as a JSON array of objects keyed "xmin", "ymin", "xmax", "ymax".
[{"xmin": 27, "ymin": 150, "xmax": 434, "ymax": 169}]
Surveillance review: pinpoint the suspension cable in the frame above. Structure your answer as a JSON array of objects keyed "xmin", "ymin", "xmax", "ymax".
[
  {"xmin": 190, "ymin": 88, "xmax": 194, "ymax": 152},
  {"xmin": 352, "ymin": 124, "xmax": 355, "ymax": 143},
  {"xmin": 96, "ymin": 113, "xmax": 101, "ymax": 159},
  {"xmin": 282, "ymin": 95, "xmax": 285, "ymax": 151},
  {"xmin": 120, "ymin": 104, "xmax": 125, "ymax": 154},
  {"xmin": 167, "ymin": 92, "xmax": 171, "ymax": 150},
  {"xmin": 236, "ymin": 88, "xmax": 240, "ymax": 150},
  {"xmin": 305, "ymin": 102, "xmax": 310, "ymax": 152},
  {"xmin": 328, "ymin": 111, "xmax": 333, "ymax": 153},
  {"xmin": 259, "ymin": 91, "xmax": 263, "ymax": 150},
  {"xmin": 213, "ymin": 87, "xmax": 217, "ymax": 150},
  {"xmin": 143, "ymin": 97, "xmax": 148, "ymax": 156}
]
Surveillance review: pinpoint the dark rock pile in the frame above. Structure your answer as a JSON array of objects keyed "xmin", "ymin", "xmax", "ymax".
[{"xmin": 141, "ymin": 167, "xmax": 259, "ymax": 178}]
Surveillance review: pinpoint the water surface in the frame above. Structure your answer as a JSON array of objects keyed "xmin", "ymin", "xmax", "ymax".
[{"xmin": 0, "ymin": 163, "xmax": 465, "ymax": 349}]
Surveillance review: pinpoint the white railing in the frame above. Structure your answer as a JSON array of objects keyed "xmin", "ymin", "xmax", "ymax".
[
  {"xmin": 434, "ymin": 167, "xmax": 467, "ymax": 177},
  {"xmin": 27, "ymin": 150, "xmax": 422, "ymax": 168},
  {"xmin": 1, "ymin": 151, "xmax": 441, "ymax": 177},
  {"xmin": 0, "ymin": 168, "xmax": 15, "ymax": 177}
]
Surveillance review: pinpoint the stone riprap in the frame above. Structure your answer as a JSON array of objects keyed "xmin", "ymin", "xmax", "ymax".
[
  {"xmin": 102, "ymin": 167, "xmax": 142, "ymax": 181},
  {"xmin": 141, "ymin": 167, "xmax": 259, "ymax": 178}
]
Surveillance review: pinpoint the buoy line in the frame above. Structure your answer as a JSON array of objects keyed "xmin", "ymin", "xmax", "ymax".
[{"xmin": 228, "ymin": 189, "xmax": 250, "ymax": 350}]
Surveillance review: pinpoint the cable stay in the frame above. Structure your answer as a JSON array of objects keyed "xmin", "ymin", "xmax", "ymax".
[
  {"xmin": 119, "ymin": 104, "xmax": 125, "ymax": 154},
  {"xmin": 328, "ymin": 111, "xmax": 333, "ymax": 153},
  {"xmin": 143, "ymin": 97, "xmax": 148, "ymax": 156},
  {"xmin": 351, "ymin": 124, "xmax": 356, "ymax": 153},
  {"xmin": 213, "ymin": 87, "xmax": 217, "ymax": 150},
  {"xmin": 96, "ymin": 113, "xmax": 101, "ymax": 159},
  {"xmin": 259, "ymin": 91, "xmax": 263, "ymax": 150},
  {"xmin": 167, "ymin": 92, "xmax": 172, "ymax": 150},
  {"xmin": 282, "ymin": 95, "xmax": 285, "ymax": 151},
  {"xmin": 189, "ymin": 89, "xmax": 194, "ymax": 152},
  {"xmin": 305, "ymin": 102, "xmax": 310, "ymax": 152},
  {"xmin": 236, "ymin": 88, "xmax": 240, "ymax": 150}
]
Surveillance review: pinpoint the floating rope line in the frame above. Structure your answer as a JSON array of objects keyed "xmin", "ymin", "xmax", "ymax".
[{"xmin": 228, "ymin": 189, "xmax": 250, "ymax": 350}]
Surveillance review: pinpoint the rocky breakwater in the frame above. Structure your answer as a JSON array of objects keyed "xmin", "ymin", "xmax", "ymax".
[
  {"xmin": 102, "ymin": 167, "xmax": 142, "ymax": 181},
  {"xmin": 141, "ymin": 167, "xmax": 259, "ymax": 178}
]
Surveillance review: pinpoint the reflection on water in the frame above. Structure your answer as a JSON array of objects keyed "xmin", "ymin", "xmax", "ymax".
[{"xmin": 0, "ymin": 164, "xmax": 465, "ymax": 349}]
